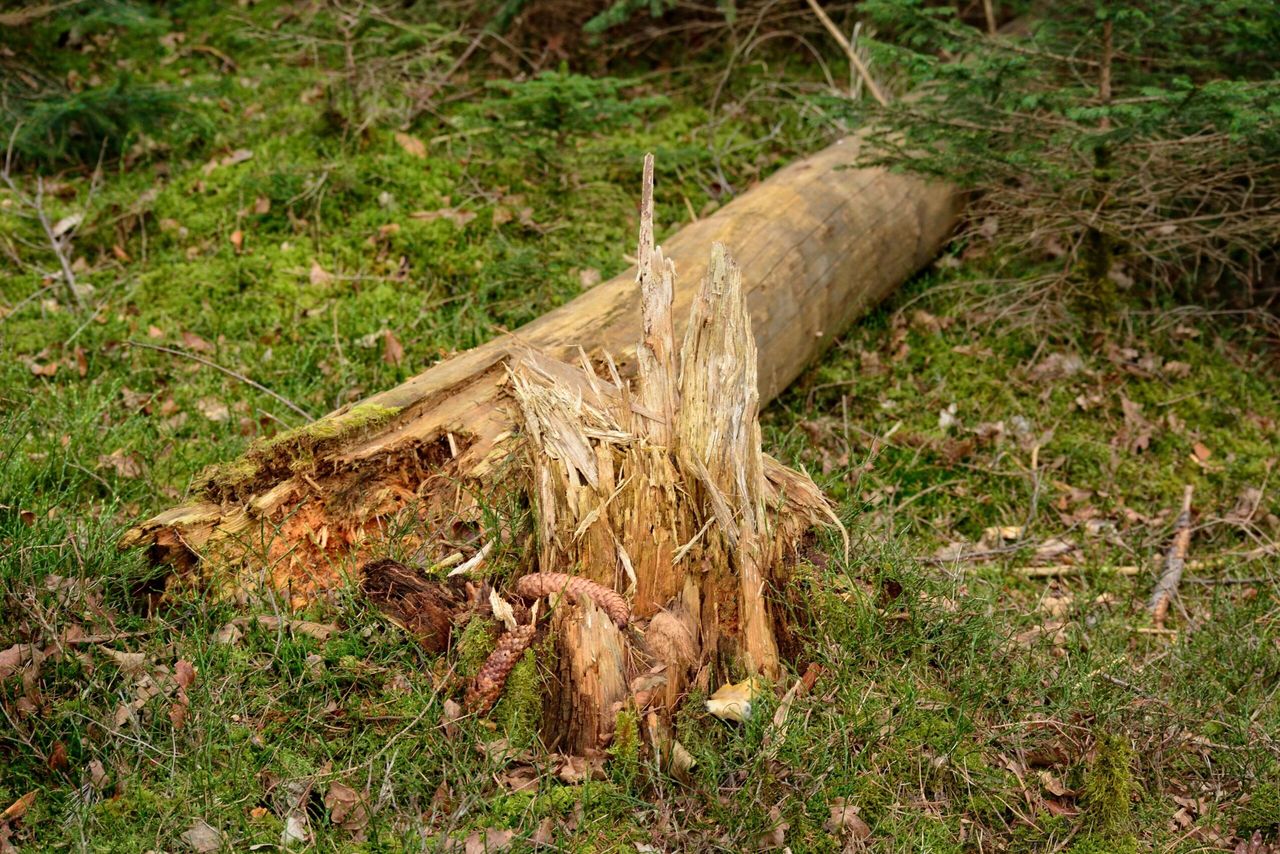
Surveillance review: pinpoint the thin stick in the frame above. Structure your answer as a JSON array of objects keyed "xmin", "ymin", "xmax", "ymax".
[
  {"xmin": 2, "ymin": 128, "xmax": 87, "ymax": 311},
  {"xmin": 1149, "ymin": 485, "xmax": 1194, "ymax": 627},
  {"xmin": 804, "ymin": 0, "xmax": 889, "ymax": 107},
  {"xmin": 127, "ymin": 341, "xmax": 313, "ymax": 422},
  {"xmin": 982, "ymin": 0, "xmax": 998, "ymax": 36}
]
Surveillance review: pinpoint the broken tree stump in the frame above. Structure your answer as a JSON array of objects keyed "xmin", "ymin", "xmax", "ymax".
[
  {"xmin": 505, "ymin": 155, "xmax": 842, "ymax": 754},
  {"xmin": 121, "ymin": 132, "xmax": 958, "ymax": 605}
]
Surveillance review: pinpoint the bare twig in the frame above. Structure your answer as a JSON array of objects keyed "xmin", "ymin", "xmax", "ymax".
[
  {"xmin": 1149, "ymin": 485, "xmax": 1194, "ymax": 627},
  {"xmin": 126, "ymin": 341, "xmax": 314, "ymax": 422},
  {"xmin": 2, "ymin": 127, "xmax": 87, "ymax": 311},
  {"xmin": 803, "ymin": 0, "xmax": 889, "ymax": 107}
]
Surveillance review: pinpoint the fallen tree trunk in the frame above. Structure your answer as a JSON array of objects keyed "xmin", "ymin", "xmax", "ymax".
[{"xmin": 122, "ymin": 132, "xmax": 958, "ymax": 602}]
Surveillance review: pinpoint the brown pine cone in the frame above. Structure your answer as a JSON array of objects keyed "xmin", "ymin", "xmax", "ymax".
[
  {"xmin": 514, "ymin": 572, "xmax": 630, "ymax": 628},
  {"xmin": 464, "ymin": 623, "xmax": 536, "ymax": 715}
]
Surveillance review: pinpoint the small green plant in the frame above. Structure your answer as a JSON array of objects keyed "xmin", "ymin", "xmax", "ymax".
[
  {"xmin": 1073, "ymin": 732, "xmax": 1136, "ymax": 852},
  {"xmin": 493, "ymin": 649, "xmax": 542, "ymax": 748},
  {"xmin": 859, "ymin": 0, "xmax": 1280, "ymax": 306},
  {"xmin": 477, "ymin": 69, "xmax": 666, "ymax": 174},
  {"xmin": 608, "ymin": 706, "xmax": 641, "ymax": 788}
]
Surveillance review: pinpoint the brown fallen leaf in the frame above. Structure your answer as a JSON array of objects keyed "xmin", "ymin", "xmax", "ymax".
[
  {"xmin": 230, "ymin": 229, "xmax": 244, "ymax": 253},
  {"xmin": 181, "ymin": 818, "xmax": 224, "ymax": 852},
  {"xmin": 249, "ymin": 615, "xmax": 338, "ymax": 640},
  {"xmin": 382, "ymin": 330, "xmax": 404, "ymax": 366},
  {"xmin": 410, "ymin": 208, "xmax": 477, "ymax": 228},
  {"xmin": 98, "ymin": 449, "xmax": 143, "ymax": 479},
  {"xmin": 394, "ymin": 132, "xmax": 427, "ymax": 159},
  {"xmin": 175, "ymin": 659, "xmax": 197, "ymax": 689},
  {"xmin": 47, "ymin": 741, "xmax": 69, "ymax": 773},
  {"xmin": 196, "ymin": 398, "xmax": 230, "ymax": 422},
  {"xmin": 324, "ymin": 782, "xmax": 370, "ymax": 831},
  {"xmin": 0, "ymin": 645, "xmax": 35, "ymax": 680},
  {"xmin": 309, "ymin": 261, "xmax": 334, "ymax": 286},
  {"xmin": 181, "ymin": 331, "xmax": 214, "ymax": 353},
  {"xmin": 463, "ymin": 828, "xmax": 514, "ymax": 854},
  {"xmin": 824, "ymin": 797, "xmax": 871, "ymax": 843},
  {"xmin": 254, "ymin": 196, "xmax": 271, "ymax": 215}
]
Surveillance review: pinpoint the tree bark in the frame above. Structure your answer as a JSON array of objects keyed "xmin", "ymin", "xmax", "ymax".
[{"xmin": 121, "ymin": 132, "xmax": 959, "ymax": 609}]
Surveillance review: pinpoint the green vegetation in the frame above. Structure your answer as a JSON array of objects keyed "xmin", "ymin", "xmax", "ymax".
[{"xmin": 2, "ymin": 1, "xmax": 1277, "ymax": 851}]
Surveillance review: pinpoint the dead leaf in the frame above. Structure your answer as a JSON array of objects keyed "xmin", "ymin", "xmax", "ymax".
[
  {"xmin": 230, "ymin": 229, "xmax": 244, "ymax": 253},
  {"xmin": 578, "ymin": 268, "xmax": 601, "ymax": 289},
  {"xmin": 382, "ymin": 330, "xmax": 404, "ymax": 366},
  {"xmin": 758, "ymin": 805, "xmax": 789, "ymax": 850},
  {"xmin": 281, "ymin": 812, "xmax": 310, "ymax": 847},
  {"xmin": 309, "ymin": 261, "xmax": 334, "ymax": 286},
  {"xmin": 47, "ymin": 741, "xmax": 68, "ymax": 773},
  {"xmin": 498, "ymin": 764, "xmax": 539, "ymax": 793},
  {"xmin": 196, "ymin": 398, "xmax": 230, "ymax": 422},
  {"xmin": 324, "ymin": 782, "xmax": 370, "ymax": 831},
  {"xmin": 1039, "ymin": 769, "xmax": 1071, "ymax": 797},
  {"xmin": 203, "ymin": 148, "xmax": 253, "ymax": 174},
  {"xmin": 181, "ymin": 331, "xmax": 214, "ymax": 353},
  {"xmin": 74, "ymin": 346, "xmax": 87, "ymax": 377},
  {"xmin": 410, "ymin": 208, "xmax": 477, "ymax": 229},
  {"xmin": 98, "ymin": 449, "xmax": 142, "ymax": 479},
  {"xmin": 169, "ymin": 698, "xmax": 188, "ymax": 730},
  {"xmin": 492, "ymin": 206, "xmax": 513, "ymax": 226},
  {"xmin": 1191, "ymin": 442, "xmax": 1212, "ymax": 463},
  {"xmin": 250, "ymin": 615, "xmax": 338, "ymax": 640},
  {"xmin": 706, "ymin": 677, "xmax": 762, "ymax": 723},
  {"xmin": 824, "ymin": 797, "xmax": 871, "ymax": 842},
  {"xmin": 254, "ymin": 196, "xmax": 271, "ymax": 215},
  {"xmin": 1030, "ymin": 352, "xmax": 1084, "ymax": 382},
  {"xmin": 102, "ymin": 648, "xmax": 148, "ymax": 676},
  {"xmin": 464, "ymin": 829, "xmax": 515, "ymax": 854},
  {"xmin": 51, "ymin": 213, "xmax": 82, "ymax": 238},
  {"xmin": 0, "ymin": 645, "xmax": 35, "ymax": 679},
  {"xmin": 175, "ymin": 659, "xmax": 197, "ymax": 689},
  {"xmin": 181, "ymin": 818, "xmax": 223, "ymax": 852},
  {"xmin": 394, "ymin": 132, "xmax": 427, "ymax": 159}
]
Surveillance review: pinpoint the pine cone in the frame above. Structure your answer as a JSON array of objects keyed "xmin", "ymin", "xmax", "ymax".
[
  {"xmin": 514, "ymin": 572, "xmax": 630, "ymax": 628},
  {"xmin": 464, "ymin": 623, "xmax": 536, "ymax": 715}
]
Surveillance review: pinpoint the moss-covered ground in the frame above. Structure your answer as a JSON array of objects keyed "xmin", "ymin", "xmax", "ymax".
[{"xmin": 2, "ymin": 3, "xmax": 1277, "ymax": 851}]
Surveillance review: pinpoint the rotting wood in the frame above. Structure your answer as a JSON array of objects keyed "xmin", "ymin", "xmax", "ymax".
[
  {"xmin": 503, "ymin": 156, "xmax": 843, "ymax": 753},
  {"xmin": 120, "ymin": 132, "xmax": 959, "ymax": 606},
  {"xmin": 1149, "ymin": 485, "xmax": 1195, "ymax": 628}
]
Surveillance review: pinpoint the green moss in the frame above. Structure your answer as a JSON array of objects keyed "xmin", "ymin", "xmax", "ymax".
[
  {"xmin": 1239, "ymin": 780, "xmax": 1280, "ymax": 840},
  {"xmin": 455, "ymin": 617, "xmax": 498, "ymax": 679},
  {"xmin": 608, "ymin": 706, "xmax": 640, "ymax": 788},
  {"xmin": 493, "ymin": 648, "xmax": 542, "ymax": 748},
  {"xmin": 203, "ymin": 402, "xmax": 401, "ymax": 491},
  {"xmin": 1079, "ymin": 732, "xmax": 1136, "ymax": 847}
]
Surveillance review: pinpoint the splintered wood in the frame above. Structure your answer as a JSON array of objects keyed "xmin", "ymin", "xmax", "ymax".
[{"xmin": 509, "ymin": 154, "xmax": 842, "ymax": 755}]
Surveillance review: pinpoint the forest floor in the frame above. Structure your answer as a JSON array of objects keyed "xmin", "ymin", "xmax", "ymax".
[{"xmin": 2, "ymin": 3, "xmax": 1278, "ymax": 852}]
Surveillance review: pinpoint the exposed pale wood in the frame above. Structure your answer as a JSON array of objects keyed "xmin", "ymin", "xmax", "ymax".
[
  {"xmin": 121, "ymin": 133, "xmax": 959, "ymax": 606},
  {"xmin": 508, "ymin": 160, "xmax": 841, "ymax": 753}
]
